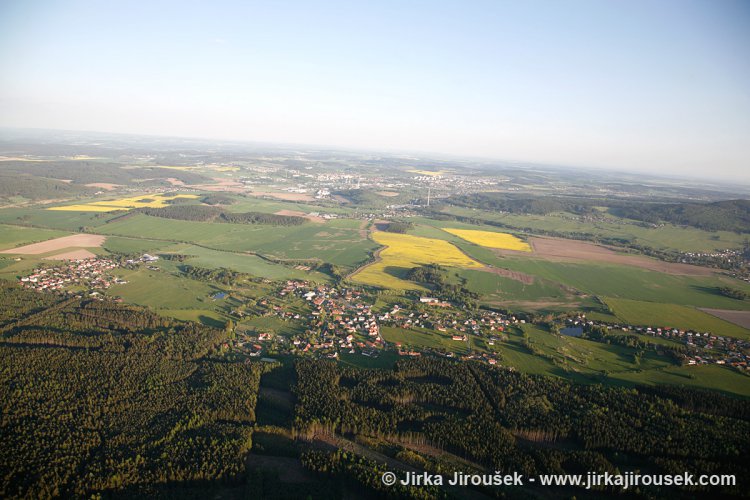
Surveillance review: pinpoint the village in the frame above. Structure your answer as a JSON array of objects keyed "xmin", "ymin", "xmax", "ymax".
[
  {"xmin": 14, "ymin": 256, "xmax": 750, "ymax": 373},
  {"xmin": 18, "ymin": 257, "xmax": 122, "ymax": 292},
  {"xmin": 16, "ymin": 254, "xmax": 160, "ymax": 293},
  {"xmin": 224, "ymin": 279, "xmax": 526, "ymax": 366},
  {"xmin": 565, "ymin": 315, "xmax": 750, "ymax": 371}
]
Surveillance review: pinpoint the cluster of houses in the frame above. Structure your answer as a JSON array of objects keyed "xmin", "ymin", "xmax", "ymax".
[
  {"xmin": 19, "ymin": 258, "xmax": 123, "ymax": 292},
  {"xmin": 286, "ymin": 281, "xmax": 383, "ymax": 357},
  {"xmin": 227, "ymin": 280, "xmax": 387, "ymax": 360},
  {"xmin": 566, "ymin": 315, "xmax": 750, "ymax": 370},
  {"xmin": 220, "ymin": 275, "xmax": 749, "ymax": 373},
  {"xmin": 378, "ymin": 301, "xmax": 517, "ymax": 338},
  {"xmin": 225, "ymin": 279, "xmax": 536, "ymax": 364}
]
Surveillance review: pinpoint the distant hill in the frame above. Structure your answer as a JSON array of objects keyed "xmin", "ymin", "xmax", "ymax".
[
  {"xmin": 446, "ymin": 193, "xmax": 596, "ymax": 215},
  {"xmin": 446, "ymin": 193, "xmax": 750, "ymax": 233},
  {"xmin": 614, "ymin": 199, "xmax": 750, "ymax": 232},
  {"xmin": 0, "ymin": 174, "xmax": 95, "ymax": 201},
  {"xmin": 0, "ymin": 160, "xmax": 210, "ymax": 186}
]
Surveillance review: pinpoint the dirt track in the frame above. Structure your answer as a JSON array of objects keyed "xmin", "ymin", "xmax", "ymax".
[
  {"xmin": 1, "ymin": 234, "xmax": 106, "ymax": 254},
  {"xmin": 479, "ymin": 266, "xmax": 535, "ymax": 284}
]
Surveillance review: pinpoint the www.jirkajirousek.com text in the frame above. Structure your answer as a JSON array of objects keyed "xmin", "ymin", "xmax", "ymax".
[{"xmin": 382, "ymin": 471, "xmax": 737, "ymax": 490}]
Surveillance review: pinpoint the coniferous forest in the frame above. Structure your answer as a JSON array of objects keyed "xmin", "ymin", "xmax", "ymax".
[{"xmin": 1, "ymin": 284, "xmax": 749, "ymax": 498}]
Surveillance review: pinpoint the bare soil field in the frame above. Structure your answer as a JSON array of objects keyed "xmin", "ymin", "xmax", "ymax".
[
  {"xmin": 44, "ymin": 249, "xmax": 98, "ymax": 260},
  {"xmin": 1, "ymin": 234, "xmax": 106, "ymax": 254},
  {"xmin": 85, "ymin": 183, "xmax": 120, "ymax": 190},
  {"xmin": 190, "ymin": 177, "xmax": 246, "ymax": 193},
  {"xmin": 498, "ymin": 237, "xmax": 715, "ymax": 276},
  {"xmin": 250, "ymin": 190, "xmax": 315, "ymax": 201},
  {"xmin": 479, "ymin": 266, "xmax": 535, "ymax": 284},
  {"xmin": 375, "ymin": 191, "xmax": 399, "ymax": 197},
  {"xmin": 699, "ymin": 309, "xmax": 750, "ymax": 329},
  {"xmin": 274, "ymin": 209, "xmax": 324, "ymax": 223}
]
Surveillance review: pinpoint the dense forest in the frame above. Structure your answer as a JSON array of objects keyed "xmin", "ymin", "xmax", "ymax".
[
  {"xmin": 613, "ymin": 199, "xmax": 750, "ymax": 232},
  {"xmin": 294, "ymin": 357, "xmax": 750, "ymax": 497},
  {"xmin": 0, "ymin": 284, "xmax": 264, "ymax": 498},
  {"xmin": 134, "ymin": 205, "xmax": 306, "ymax": 225},
  {"xmin": 0, "ymin": 174, "xmax": 95, "ymax": 201},
  {"xmin": 445, "ymin": 194, "xmax": 597, "ymax": 216},
  {"xmin": 2, "ymin": 283, "xmax": 749, "ymax": 498},
  {"xmin": 444, "ymin": 194, "xmax": 750, "ymax": 233}
]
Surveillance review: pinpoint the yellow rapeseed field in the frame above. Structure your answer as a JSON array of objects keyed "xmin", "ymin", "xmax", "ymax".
[
  {"xmin": 442, "ymin": 228, "xmax": 532, "ymax": 252},
  {"xmin": 47, "ymin": 204, "xmax": 118, "ymax": 212},
  {"xmin": 48, "ymin": 194, "xmax": 199, "ymax": 212},
  {"xmin": 351, "ymin": 232, "xmax": 483, "ymax": 290},
  {"xmin": 407, "ymin": 169, "xmax": 446, "ymax": 176}
]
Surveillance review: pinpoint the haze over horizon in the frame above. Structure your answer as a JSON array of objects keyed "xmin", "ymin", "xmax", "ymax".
[{"xmin": 1, "ymin": 0, "xmax": 749, "ymax": 181}]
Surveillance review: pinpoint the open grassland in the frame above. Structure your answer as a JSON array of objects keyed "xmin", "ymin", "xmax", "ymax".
[
  {"xmin": 456, "ymin": 268, "xmax": 579, "ymax": 312},
  {"xmin": 381, "ymin": 326, "xmax": 471, "ymax": 355},
  {"xmin": 351, "ymin": 232, "xmax": 483, "ymax": 290},
  {"xmin": 475, "ymin": 256, "xmax": 750, "ymax": 310},
  {"xmin": 522, "ymin": 325, "xmax": 672, "ymax": 375},
  {"xmin": 0, "ymin": 225, "xmax": 69, "ymax": 251},
  {"xmin": 97, "ymin": 214, "xmax": 376, "ymax": 269},
  {"xmin": 101, "ymin": 236, "xmax": 177, "ymax": 254},
  {"xmin": 442, "ymin": 228, "xmax": 531, "ymax": 251},
  {"xmin": 611, "ymin": 364, "xmax": 750, "ymax": 397},
  {"xmin": 112, "ymin": 267, "xmax": 224, "ymax": 310},
  {"xmin": 171, "ymin": 245, "xmax": 328, "ymax": 281},
  {"xmin": 157, "ymin": 309, "xmax": 227, "ymax": 328},
  {"xmin": 496, "ymin": 325, "xmax": 750, "ymax": 396},
  {"xmin": 47, "ymin": 193, "xmax": 199, "ymax": 212},
  {"xmin": 339, "ymin": 350, "xmax": 402, "ymax": 369},
  {"xmin": 440, "ymin": 207, "xmax": 749, "ymax": 253},
  {"xmin": 0, "ymin": 209, "xmax": 108, "ymax": 231},
  {"xmin": 604, "ymin": 297, "xmax": 750, "ymax": 340}
]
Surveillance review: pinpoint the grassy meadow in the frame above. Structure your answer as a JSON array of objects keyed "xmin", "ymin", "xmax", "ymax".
[{"xmin": 604, "ymin": 297, "xmax": 750, "ymax": 340}]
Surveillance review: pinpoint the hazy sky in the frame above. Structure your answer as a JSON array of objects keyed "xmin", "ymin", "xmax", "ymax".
[{"xmin": 1, "ymin": 0, "xmax": 748, "ymax": 180}]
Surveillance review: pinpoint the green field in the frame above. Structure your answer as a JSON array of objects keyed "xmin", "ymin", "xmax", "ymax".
[
  {"xmin": 479, "ymin": 257, "xmax": 750, "ymax": 310},
  {"xmin": 101, "ymin": 236, "xmax": 176, "ymax": 254},
  {"xmin": 381, "ymin": 326, "xmax": 471, "ymax": 355},
  {"xmin": 158, "ymin": 308, "xmax": 227, "ymax": 327},
  {"xmin": 603, "ymin": 297, "xmax": 750, "ymax": 340},
  {"xmin": 168, "ymin": 244, "xmax": 327, "ymax": 281},
  {"xmin": 439, "ymin": 207, "xmax": 748, "ymax": 253},
  {"xmin": 412, "ymin": 219, "xmax": 750, "ymax": 315},
  {"xmin": 0, "ymin": 208, "xmax": 109, "ymax": 231},
  {"xmin": 96, "ymin": 214, "xmax": 377, "ymax": 269},
  {"xmin": 0, "ymin": 224, "xmax": 70, "ymax": 251},
  {"xmin": 498, "ymin": 325, "xmax": 750, "ymax": 397},
  {"xmin": 110, "ymin": 267, "xmax": 225, "ymax": 310}
]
